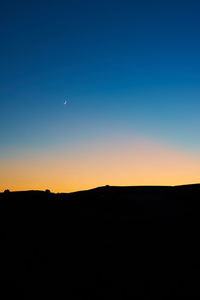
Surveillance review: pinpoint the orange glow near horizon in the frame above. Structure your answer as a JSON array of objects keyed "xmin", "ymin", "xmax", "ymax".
[{"xmin": 1, "ymin": 135, "xmax": 200, "ymax": 193}]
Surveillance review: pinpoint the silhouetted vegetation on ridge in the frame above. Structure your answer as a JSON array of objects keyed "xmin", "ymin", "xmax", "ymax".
[{"xmin": 1, "ymin": 184, "xmax": 200, "ymax": 298}]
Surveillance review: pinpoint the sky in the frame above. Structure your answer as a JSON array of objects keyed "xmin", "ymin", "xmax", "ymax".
[{"xmin": 1, "ymin": 0, "xmax": 200, "ymax": 192}]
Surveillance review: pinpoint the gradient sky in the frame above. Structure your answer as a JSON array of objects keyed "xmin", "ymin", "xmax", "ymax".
[{"xmin": 1, "ymin": 0, "xmax": 200, "ymax": 192}]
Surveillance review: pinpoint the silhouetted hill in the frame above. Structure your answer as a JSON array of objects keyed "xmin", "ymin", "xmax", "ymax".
[{"xmin": 1, "ymin": 184, "xmax": 200, "ymax": 298}]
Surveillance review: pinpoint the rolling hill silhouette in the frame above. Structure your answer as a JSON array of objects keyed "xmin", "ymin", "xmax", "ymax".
[{"xmin": 1, "ymin": 184, "xmax": 200, "ymax": 298}]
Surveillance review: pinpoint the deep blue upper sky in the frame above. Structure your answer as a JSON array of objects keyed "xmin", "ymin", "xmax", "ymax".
[{"xmin": 1, "ymin": 0, "xmax": 200, "ymax": 155}]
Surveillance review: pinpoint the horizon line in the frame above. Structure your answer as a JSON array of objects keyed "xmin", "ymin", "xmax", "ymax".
[{"xmin": 1, "ymin": 183, "xmax": 200, "ymax": 194}]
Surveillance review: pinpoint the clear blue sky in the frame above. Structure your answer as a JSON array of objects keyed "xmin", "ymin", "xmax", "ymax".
[{"xmin": 1, "ymin": 0, "xmax": 200, "ymax": 190}]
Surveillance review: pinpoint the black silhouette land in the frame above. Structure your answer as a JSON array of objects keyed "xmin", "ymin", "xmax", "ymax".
[{"xmin": 1, "ymin": 184, "xmax": 200, "ymax": 298}]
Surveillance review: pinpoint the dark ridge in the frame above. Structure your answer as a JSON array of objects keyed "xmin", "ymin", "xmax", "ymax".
[
  {"xmin": 1, "ymin": 184, "xmax": 200, "ymax": 298},
  {"xmin": 2, "ymin": 182, "xmax": 200, "ymax": 195}
]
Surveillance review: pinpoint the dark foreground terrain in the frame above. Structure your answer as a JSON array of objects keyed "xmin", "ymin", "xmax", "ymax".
[{"xmin": 1, "ymin": 184, "xmax": 200, "ymax": 298}]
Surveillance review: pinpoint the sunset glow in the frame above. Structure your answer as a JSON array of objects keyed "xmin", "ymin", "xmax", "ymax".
[{"xmin": 1, "ymin": 134, "xmax": 200, "ymax": 192}]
